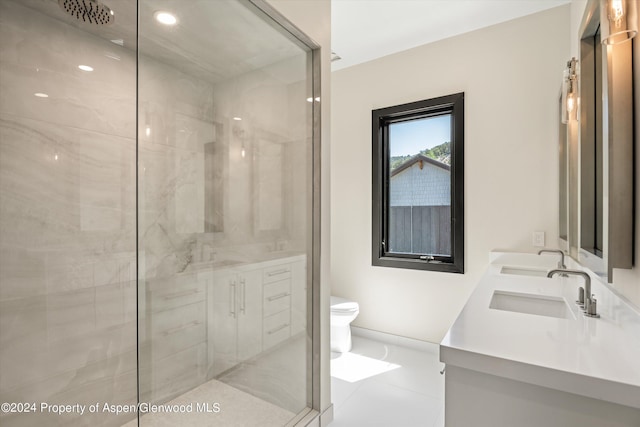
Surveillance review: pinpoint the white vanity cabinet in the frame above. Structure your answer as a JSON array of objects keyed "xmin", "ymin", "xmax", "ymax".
[
  {"xmin": 261, "ymin": 255, "xmax": 307, "ymax": 347},
  {"xmin": 207, "ymin": 267, "xmax": 263, "ymax": 377},
  {"xmin": 440, "ymin": 252, "xmax": 640, "ymax": 427},
  {"xmin": 145, "ymin": 271, "xmax": 208, "ymax": 402},
  {"xmin": 206, "ymin": 254, "xmax": 307, "ymax": 376},
  {"xmin": 236, "ymin": 268, "xmax": 263, "ymax": 361},
  {"xmin": 262, "ymin": 263, "xmax": 292, "ymax": 350}
]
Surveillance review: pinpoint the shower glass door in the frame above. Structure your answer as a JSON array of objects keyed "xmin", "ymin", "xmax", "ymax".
[
  {"xmin": 137, "ymin": 1, "xmax": 316, "ymax": 425},
  {"xmin": 1, "ymin": 0, "xmax": 316, "ymax": 426},
  {"xmin": 0, "ymin": 1, "xmax": 138, "ymax": 426}
]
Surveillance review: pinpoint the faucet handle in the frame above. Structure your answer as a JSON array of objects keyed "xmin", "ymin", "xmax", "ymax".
[
  {"xmin": 585, "ymin": 295, "xmax": 600, "ymax": 318},
  {"xmin": 576, "ymin": 286, "xmax": 585, "ymax": 307}
]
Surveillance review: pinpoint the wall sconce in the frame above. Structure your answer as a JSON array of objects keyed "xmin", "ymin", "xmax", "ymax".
[
  {"xmin": 562, "ymin": 57, "xmax": 579, "ymax": 124},
  {"xmin": 601, "ymin": 0, "xmax": 638, "ymax": 44}
]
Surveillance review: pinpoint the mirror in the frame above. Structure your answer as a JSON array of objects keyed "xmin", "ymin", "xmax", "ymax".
[{"xmin": 564, "ymin": 0, "xmax": 635, "ymax": 280}]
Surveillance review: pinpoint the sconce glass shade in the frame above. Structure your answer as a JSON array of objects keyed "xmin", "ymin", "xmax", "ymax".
[
  {"xmin": 601, "ymin": 0, "xmax": 638, "ymax": 44},
  {"xmin": 561, "ymin": 58, "xmax": 579, "ymax": 124}
]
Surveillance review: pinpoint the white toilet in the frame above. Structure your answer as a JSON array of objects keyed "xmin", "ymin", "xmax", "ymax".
[{"xmin": 330, "ymin": 296, "xmax": 360, "ymax": 353}]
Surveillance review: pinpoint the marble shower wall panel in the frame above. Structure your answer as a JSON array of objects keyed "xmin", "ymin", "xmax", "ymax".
[
  {"xmin": 0, "ymin": 1, "xmax": 137, "ymax": 426},
  {"xmin": 138, "ymin": 53, "xmax": 218, "ymax": 402},
  {"xmin": 0, "ymin": 1, "xmax": 136, "ymax": 139},
  {"xmin": 0, "ymin": 117, "xmax": 136, "ymax": 298},
  {"xmin": 138, "ymin": 54, "xmax": 217, "ymax": 280},
  {"xmin": 211, "ymin": 54, "xmax": 310, "ymax": 249}
]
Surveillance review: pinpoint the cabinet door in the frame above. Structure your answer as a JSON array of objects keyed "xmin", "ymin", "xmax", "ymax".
[
  {"xmin": 210, "ymin": 270, "xmax": 238, "ymax": 376},
  {"xmin": 290, "ymin": 257, "xmax": 307, "ymax": 336},
  {"xmin": 237, "ymin": 268, "xmax": 263, "ymax": 361}
]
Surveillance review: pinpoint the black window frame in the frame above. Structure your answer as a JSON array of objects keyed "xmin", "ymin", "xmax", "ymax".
[{"xmin": 372, "ymin": 92, "xmax": 464, "ymax": 273}]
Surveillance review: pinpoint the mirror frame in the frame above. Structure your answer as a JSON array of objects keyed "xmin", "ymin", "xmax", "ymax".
[{"xmin": 572, "ymin": 0, "xmax": 635, "ymax": 281}]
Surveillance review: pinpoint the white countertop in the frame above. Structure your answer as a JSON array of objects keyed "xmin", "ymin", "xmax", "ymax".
[
  {"xmin": 440, "ymin": 252, "xmax": 640, "ymax": 409},
  {"xmin": 185, "ymin": 251, "xmax": 306, "ymax": 274}
]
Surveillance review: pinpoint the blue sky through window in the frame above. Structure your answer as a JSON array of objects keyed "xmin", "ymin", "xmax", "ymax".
[{"xmin": 389, "ymin": 114, "xmax": 451, "ymax": 157}]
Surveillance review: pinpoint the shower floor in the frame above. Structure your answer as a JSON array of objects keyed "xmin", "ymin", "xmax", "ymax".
[
  {"xmin": 120, "ymin": 334, "xmax": 306, "ymax": 426},
  {"xmin": 218, "ymin": 333, "xmax": 307, "ymax": 413},
  {"xmin": 120, "ymin": 379, "xmax": 294, "ymax": 427}
]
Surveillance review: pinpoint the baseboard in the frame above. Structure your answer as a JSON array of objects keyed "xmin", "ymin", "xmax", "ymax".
[{"xmin": 351, "ymin": 326, "xmax": 439, "ymax": 354}]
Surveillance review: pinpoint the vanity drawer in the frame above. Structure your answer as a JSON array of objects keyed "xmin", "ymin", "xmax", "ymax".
[
  {"xmin": 263, "ymin": 310, "xmax": 290, "ymax": 349},
  {"xmin": 147, "ymin": 275, "xmax": 205, "ymax": 313},
  {"xmin": 263, "ymin": 264, "xmax": 291, "ymax": 284},
  {"xmin": 150, "ymin": 301, "xmax": 206, "ymax": 360},
  {"xmin": 263, "ymin": 279, "xmax": 291, "ymax": 317}
]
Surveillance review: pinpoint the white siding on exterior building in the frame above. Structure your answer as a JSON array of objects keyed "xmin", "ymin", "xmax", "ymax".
[{"xmin": 390, "ymin": 162, "xmax": 450, "ymax": 206}]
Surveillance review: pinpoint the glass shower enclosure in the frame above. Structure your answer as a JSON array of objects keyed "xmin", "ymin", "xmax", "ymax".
[{"xmin": 0, "ymin": 0, "xmax": 319, "ymax": 425}]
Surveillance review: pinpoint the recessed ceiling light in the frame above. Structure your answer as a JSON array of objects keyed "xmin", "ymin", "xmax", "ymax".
[
  {"xmin": 34, "ymin": 93, "xmax": 49, "ymax": 98},
  {"xmin": 233, "ymin": 117, "xmax": 242, "ymax": 121},
  {"xmin": 154, "ymin": 11, "xmax": 177, "ymax": 26},
  {"xmin": 78, "ymin": 65, "xmax": 93, "ymax": 72}
]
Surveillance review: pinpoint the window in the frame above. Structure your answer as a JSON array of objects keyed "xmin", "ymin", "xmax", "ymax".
[{"xmin": 372, "ymin": 93, "xmax": 464, "ymax": 273}]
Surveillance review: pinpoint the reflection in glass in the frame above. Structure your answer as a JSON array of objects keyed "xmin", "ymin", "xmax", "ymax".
[
  {"xmin": 138, "ymin": 1, "xmax": 313, "ymax": 425},
  {"xmin": 0, "ymin": 0, "xmax": 315, "ymax": 426}
]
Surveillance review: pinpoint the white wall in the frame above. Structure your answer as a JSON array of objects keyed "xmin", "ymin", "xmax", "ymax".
[
  {"xmin": 331, "ymin": 6, "xmax": 571, "ymax": 343},
  {"xmin": 266, "ymin": 0, "xmax": 333, "ymax": 418}
]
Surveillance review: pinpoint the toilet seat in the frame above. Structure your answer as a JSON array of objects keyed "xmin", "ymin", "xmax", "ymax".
[{"xmin": 330, "ymin": 296, "xmax": 359, "ymax": 313}]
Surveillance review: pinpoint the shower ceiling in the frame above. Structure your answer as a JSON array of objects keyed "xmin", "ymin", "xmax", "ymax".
[{"xmin": 19, "ymin": 0, "xmax": 305, "ymax": 84}]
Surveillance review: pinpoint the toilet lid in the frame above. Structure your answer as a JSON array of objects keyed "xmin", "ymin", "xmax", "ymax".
[{"xmin": 331, "ymin": 296, "xmax": 359, "ymax": 313}]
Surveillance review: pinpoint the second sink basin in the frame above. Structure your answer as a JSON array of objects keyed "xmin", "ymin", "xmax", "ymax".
[
  {"xmin": 500, "ymin": 266, "xmax": 549, "ymax": 277},
  {"xmin": 490, "ymin": 290, "xmax": 575, "ymax": 320}
]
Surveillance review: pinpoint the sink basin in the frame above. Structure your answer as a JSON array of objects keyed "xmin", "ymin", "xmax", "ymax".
[
  {"xmin": 500, "ymin": 266, "xmax": 549, "ymax": 277},
  {"xmin": 490, "ymin": 290, "xmax": 575, "ymax": 320}
]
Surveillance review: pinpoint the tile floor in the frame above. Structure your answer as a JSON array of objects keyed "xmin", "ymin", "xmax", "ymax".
[
  {"xmin": 121, "ymin": 379, "xmax": 295, "ymax": 427},
  {"xmin": 330, "ymin": 333, "xmax": 444, "ymax": 427}
]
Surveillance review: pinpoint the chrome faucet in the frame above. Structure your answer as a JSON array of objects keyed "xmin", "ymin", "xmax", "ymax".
[
  {"xmin": 538, "ymin": 249, "xmax": 567, "ymax": 269},
  {"xmin": 547, "ymin": 269, "xmax": 599, "ymax": 318}
]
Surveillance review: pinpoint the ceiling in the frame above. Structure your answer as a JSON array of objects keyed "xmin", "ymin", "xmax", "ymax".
[
  {"xmin": 18, "ymin": 0, "xmax": 306, "ymax": 84},
  {"xmin": 331, "ymin": 0, "xmax": 571, "ymax": 71}
]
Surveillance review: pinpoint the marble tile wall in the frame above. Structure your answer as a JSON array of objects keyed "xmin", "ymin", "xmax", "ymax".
[
  {"xmin": 137, "ymin": 38, "xmax": 313, "ymax": 407},
  {"xmin": 137, "ymin": 48, "xmax": 216, "ymax": 404},
  {"xmin": 0, "ymin": 1, "xmax": 137, "ymax": 426},
  {"xmin": 1, "ymin": 1, "xmax": 314, "ymax": 425},
  {"xmin": 210, "ymin": 54, "xmax": 312, "ymax": 253}
]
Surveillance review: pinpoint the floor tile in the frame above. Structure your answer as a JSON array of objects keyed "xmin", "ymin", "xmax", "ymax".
[{"xmin": 330, "ymin": 335, "xmax": 444, "ymax": 427}]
